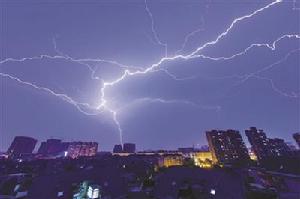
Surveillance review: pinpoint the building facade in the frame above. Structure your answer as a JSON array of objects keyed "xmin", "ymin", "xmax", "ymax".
[
  {"xmin": 269, "ymin": 138, "xmax": 291, "ymax": 157},
  {"xmin": 113, "ymin": 144, "xmax": 123, "ymax": 153},
  {"xmin": 246, "ymin": 127, "xmax": 291, "ymax": 161},
  {"xmin": 245, "ymin": 127, "xmax": 273, "ymax": 160},
  {"xmin": 7, "ymin": 136, "xmax": 37, "ymax": 158},
  {"xmin": 123, "ymin": 143, "xmax": 136, "ymax": 153},
  {"xmin": 193, "ymin": 151, "xmax": 213, "ymax": 168},
  {"xmin": 206, "ymin": 129, "xmax": 250, "ymax": 165},
  {"xmin": 67, "ymin": 142, "xmax": 98, "ymax": 159},
  {"xmin": 37, "ymin": 139, "xmax": 64, "ymax": 156},
  {"xmin": 160, "ymin": 154, "xmax": 183, "ymax": 167}
]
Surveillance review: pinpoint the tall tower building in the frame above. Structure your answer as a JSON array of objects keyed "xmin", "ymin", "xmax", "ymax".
[
  {"xmin": 246, "ymin": 127, "xmax": 291, "ymax": 161},
  {"xmin": 113, "ymin": 144, "xmax": 123, "ymax": 153},
  {"xmin": 269, "ymin": 138, "xmax": 291, "ymax": 156},
  {"xmin": 7, "ymin": 136, "xmax": 37, "ymax": 158},
  {"xmin": 245, "ymin": 127, "xmax": 273, "ymax": 160},
  {"xmin": 123, "ymin": 143, "xmax": 136, "ymax": 153},
  {"xmin": 206, "ymin": 129, "xmax": 249, "ymax": 165}
]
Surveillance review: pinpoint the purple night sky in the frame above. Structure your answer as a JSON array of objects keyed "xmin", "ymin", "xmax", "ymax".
[{"xmin": 0, "ymin": 0, "xmax": 299, "ymax": 151}]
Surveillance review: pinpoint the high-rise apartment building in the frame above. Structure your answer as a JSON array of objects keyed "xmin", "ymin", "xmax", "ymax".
[
  {"xmin": 206, "ymin": 129, "xmax": 250, "ymax": 165},
  {"xmin": 246, "ymin": 127, "xmax": 291, "ymax": 161},
  {"xmin": 7, "ymin": 136, "xmax": 37, "ymax": 158},
  {"xmin": 269, "ymin": 138, "xmax": 291, "ymax": 157},
  {"xmin": 245, "ymin": 127, "xmax": 273, "ymax": 160}
]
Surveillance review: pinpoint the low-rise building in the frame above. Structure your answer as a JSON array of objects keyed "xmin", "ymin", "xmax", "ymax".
[
  {"xmin": 160, "ymin": 154, "xmax": 183, "ymax": 167},
  {"xmin": 67, "ymin": 142, "xmax": 98, "ymax": 159},
  {"xmin": 192, "ymin": 151, "xmax": 213, "ymax": 168}
]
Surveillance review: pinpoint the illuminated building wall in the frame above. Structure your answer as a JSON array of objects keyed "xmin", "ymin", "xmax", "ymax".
[
  {"xmin": 73, "ymin": 181, "xmax": 101, "ymax": 199},
  {"xmin": 87, "ymin": 184, "xmax": 100, "ymax": 199},
  {"xmin": 248, "ymin": 148, "xmax": 258, "ymax": 161},
  {"xmin": 192, "ymin": 151, "xmax": 213, "ymax": 168},
  {"xmin": 161, "ymin": 154, "xmax": 183, "ymax": 167},
  {"xmin": 67, "ymin": 142, "xmax": 98, "ymax": 159}
]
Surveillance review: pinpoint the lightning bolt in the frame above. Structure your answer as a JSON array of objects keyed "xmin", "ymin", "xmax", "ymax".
[
  {"xmin": 52, "ymin": 37, "xmax": 143, "ymax": 80},
  {"xmin": 111, "ymin": 111, "xmax": 123, "ymax": 145},
  {"xmin": 1, "ymin": 37, "xmax": 141, "ymax": 82},
  {"xmin": 161, "ymin": 34, "xmax": 300, "ymax": 82},
  {"xmin": 0, "ymin": 54, "xmax": 139, "ymax": 74},
  {"xmin": 0, "ymin": 72, "xmax": 98, "ymax": 115},
  {"xmin": 187, "ymin": 0, "xmax": 283, "ymax": 57},
  {"xmin": 144, "ymin": 0, "xmax": 168, "ymax": 57},
  {"xmin": 175, "ymin": 16, "xmax": 206, "ymax": 55},
  {"xmin": 189, "ymin": 34, "xmax": 300, "ymax": 61},
  {"xmin": 94, "ymin": 0, "xmax": 285, "ymax": 143},
  {"xmin": 95, "ymin": 0, "xmax": 284, "ymax": 96},
  {"xmin": 52, "ymin": 37, "xmax": 98, "ymax": 80},
  {"xmin": 112, "ymin": 97, "xmax": 221, "ymax": 144},
  {"xmin": 232, "ymin": 48, "xmax": 300, "ymax": 98},
  {"xmin": 121, "ymin": 97, "xmax": 222, "ymax": 112},
  {"xmin": 251, "ymin": 75, "xmax": 299, "ymax": 98},
  {"xmin": 1, "ymin": 0, "xmax": 296, "ymax": 145}
]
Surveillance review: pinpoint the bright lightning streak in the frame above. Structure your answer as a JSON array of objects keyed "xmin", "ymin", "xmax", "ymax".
[
  {"xmin": 95, "ymin": 0, "xmax": 288, "ymax": 143},
  {"xmin": 52, "ymin": 37, "xmax": 98, "ymax": 80},
  {"xmin": 97, "ymin": 0, "xmax": 284, "ymax": 98},
  {"xmin": 188, "ymin": 0, "xmax": 283, "ymax": 57},
  {"xmin": 161, "ymin": 34, "xmax": 300, "ymax": 81},
  {"xmin": 120, "ymin": 97, "xmax": 221, "ymax": 112},
  {"xmin": 189, "ymin": 34, "xmax": 300, "ymax": 61},
  {"xmin": 1, "ymin": 0, "xmax": 294, "ymax": 144},
  {"xmin": 0, "ymin": 54, "xmax": 139, "ymax": 72},
  {"xmin": 110, "ymin": 110, "xmax": 123, "ymax": 145},
  {"xmin": 164, "ymin": 48, "xmax": 300, "ymax": 99},
  {"xmin": 0, "ymin": 72, "xmax": 98, "ymax": 115},
  {"xmin": 112, "ymin": 97, "xmax": 221, "ymax": 143}
]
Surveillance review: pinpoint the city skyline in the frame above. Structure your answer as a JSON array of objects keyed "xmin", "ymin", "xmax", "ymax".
[
  {"xmin": 1, "ymin": 0, "xmax": 299, "ymax": 151},
  {"xmin": 3, "ymin": 127, "xmax": 299, "ymax": 154}
]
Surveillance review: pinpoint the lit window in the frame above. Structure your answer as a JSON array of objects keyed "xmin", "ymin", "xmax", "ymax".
[{"xmin": 210, "ymin": 189, "xmax": 216, "ymax": 195}]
